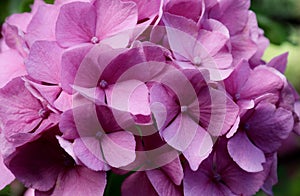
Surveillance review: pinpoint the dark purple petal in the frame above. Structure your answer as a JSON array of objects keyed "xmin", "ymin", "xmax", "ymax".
[
  {"xmin": 246, "ymin": 103, "xmax": 294, "ymax": 153},
  {"xmin": 4, "ymin": 129, "xmax": 75, "ymax": 191},
  {"xmin": 122, "ymin": 172, "xmax": 158, "ymax": 196},
  {"xmin": 228, "ymin": 131, "xmax": 265, "ymax": 172}
]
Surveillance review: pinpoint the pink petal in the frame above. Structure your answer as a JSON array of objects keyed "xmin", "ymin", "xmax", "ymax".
[
  {"xmin": 73, "ymin": 137, "xmax": 108, "ymax": 171},
  {"xmin": 106, "ymin": 80, "xmax": 150, "ymax": 117},
  {"xmin": 124, "ymin": 0, "xmax": 161, "ymax": 22},
  {"xmin": 228, "ymin": 131, "xmax": 266, "ymax": 172},
  {"xmin": 198, "ymin": 88, "xmax": 239, "ymax": 136},
  {"xmin": 0, "ymin": 50, "xmax": 26, "ymax": 88},
  {"xmin": 101, "ymin": 131, "xmax": 136, "ymax": 167},
  {"xmin": 94, "ymin": 0, "xmax": 137, "ymax": 40},
  {"xmin": 25, "ymin": 4, "xmax": 59, "ymax": 47},
  {"xmin": 56, "ymin": 2, "xmax": 97, "ymax": 47},
  {"xmin": 183, "ymin": 126, "xmax": 213, "ymax": 171},
  {"xmin": 150, "ymin": 84, "xmax": 179, "ymax": 130},
  {"xmin": 146, "ymin": 169, "xmax": 182, "ymax": 196},
  {"xmin": 0, "ymin": 78, "xmax": 43, "ymax": 138},
  {"xmin": 54, "ymin": 91, "xmax": 72, "ymax": 112},
  {"xmin": 161, "ymin": 157, "xmax": 184, "ymax": 185},
  {"xmin": 52, "ymin": 167, "xmax": 106, "ymax": 196},
  {"xmin": 162, "ymin": 113, "xmax": 199, "ymax": 151},
  {"xmin": 61, "ymin": 44, "xmax": 92, "ymax": 93},
  {"xmin": 0, "ymin": 153, "xmax": 15, "ymax": 190},
  {"xmin": 25, "ymin": 41, "xmax": 64, "ymax": 84},
  {"xmin": 209, "ymin": 0, "xmax": 250, "ymax": 35},
  {"xmin": 25, "ymin": 81, "xmax": 61, "ymax": 105},
  {"xmin": 240, "ymin": 66, "xmax": 284, "ymax": 100},
  {"xmin": 2, "ymin": 23, "xmax": 27, "ymax": 57}
]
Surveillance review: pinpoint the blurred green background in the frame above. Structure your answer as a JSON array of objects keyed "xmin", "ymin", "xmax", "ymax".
[{"xmin": 0, "ymin": 0, "xmax": 300, "ymax": 195}]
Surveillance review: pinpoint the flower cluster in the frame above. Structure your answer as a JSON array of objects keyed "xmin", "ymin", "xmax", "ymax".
[{"xmin": 0, "ymin": 0, "xmax": 299, "ymax": 195}]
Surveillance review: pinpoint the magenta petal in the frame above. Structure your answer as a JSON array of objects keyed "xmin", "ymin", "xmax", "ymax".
[
  {"xmin": 0, "ymin": 153, "xmax": 14, "ymax": 190},
  {"xmin": 94, "ymin": 0, "xmax": 137, "ymax": 40},
  {"xmin": 52, "ymin": 167, "xmax": 106, "ymax": 196},
  {"xmin": 228, "ymin": 131, "xmax": 266, "ymax": 172},
  {"xmin": 101, "ymin": 131, "xmax": 136, "ymax": 167},
  {"xmin": 146, "ymin": 169, "xmax": 182, "ymax": 196},
  {"xmin": 73, "ymin": 137, "xmax": 108, "ymax": 171},
  {"xmin": 25, "ymin": 41, "xmax": 64, "ymax": 84},
  {"xmin": 56, "ymin": 2, "xmax": 96, "ymax": 47},
  {"xmin": 183, "ymin": 126, "xmax": 213, "ymax": 171},
  {"xmin": 122, "ymin": 172, "xmax": 158, "ymax": 196}
]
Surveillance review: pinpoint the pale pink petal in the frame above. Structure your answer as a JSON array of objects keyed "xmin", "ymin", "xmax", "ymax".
[
  {"xmin": 183, "ymin": 126, "xmax": 213, "ymax": 171},
  {"xmin": 25, "ymin": 4, "xmax": 59, "ymax": 46},
  {"xmin": 162, "ymin": 113, "xmax": 198, "ymax": 151},
  {"xmin": 73, "ymin": 137, "xmax": 108, "ymax": 171},
  {"xmin": 52, "ymin": 167, "xmax": 106, "ymax": 196},
  {"xmin": 25, "ymin": 41, "xmax": 64, "ymax": 84},
  {"xmin": 101, "ymin": 131, "xmax": 136, "ymax": 167},
  {"xmin": 0, "ymin": 153, "xmax": 15, "ymax": 190},
  {"xmin": 146, "ymin": 169, "xmax": 182, "ymax": 196},
  {"xmin": 161, "ymin": 157, "xmax": 183, "ymax": 185},
  {"xmin": 56, "ymin": 2, "xmax": 96, "ymax": 47},
  {"xmin": 95, "ymin": 0, "xmax": 137, "ymax": 40},
  {"xmin": 0, "ymin": 50, "xmax": 26, "ymax": 88}
]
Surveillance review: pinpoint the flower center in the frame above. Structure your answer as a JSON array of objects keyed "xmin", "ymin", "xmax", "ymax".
[
  {"xmin": 181, "ymin": 105, "xmax": 188, "ymax": 113},
  {"xmin": 91, "ymin": 36, "xmax": 99, "ymax": 44},
  {"xmin": 38, "ymin": 108, "xmax": 50, "ymax": 119},
  {"xmin": 214, "ymin": 173, "xmax": 222, "ymax": 182},
  {"xmin": 99, "ymin": 80, "xmax": 108, "ymax": 89},
  {"xmin": 235, "ymin": 93, "xmax": 240, "ymax": 100},
  {"xmin": 193, "ymin": 56, "xmax": 202, "ymax": 66},
  {"xmin": 244, "ymin": 123, "xmax": 250, "ymax": 131},
  {"xmin": 95, "ymin": 131, "xmax": 103, "ymax": 140}
]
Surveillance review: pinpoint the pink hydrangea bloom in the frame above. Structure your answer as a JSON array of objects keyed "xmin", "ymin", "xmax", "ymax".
[{"xmin": 0, "ymin": 0, "xmax": 299, "ymax": 195}]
